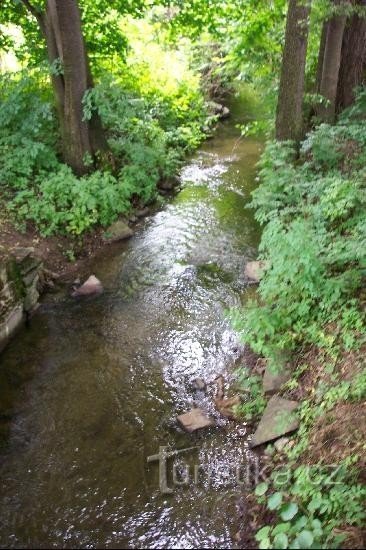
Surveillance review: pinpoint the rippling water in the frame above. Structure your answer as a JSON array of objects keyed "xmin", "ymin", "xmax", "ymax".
[{"xmin": 0, "ymin": 115, "xmax": 262, "ymax": 548}]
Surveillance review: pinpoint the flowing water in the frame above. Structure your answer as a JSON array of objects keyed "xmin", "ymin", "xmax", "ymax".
[{"xmin": 0, "ymin": 109, "xmax": 262, "ymax": 548}]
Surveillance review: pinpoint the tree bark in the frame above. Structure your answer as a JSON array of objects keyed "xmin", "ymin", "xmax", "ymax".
[
  {"xmin": 21, "ymin": 0, "xmax": 108, "ymax": 175},
  {"xmin": 276, "ymin": 0, "xmax": 311, "ymax": 142},
  {"xmin": 315, "ymin": 22, "xmax": 329, "ymax": 93},
  {"xmin": 336, "ymin": 0, "xmax": 366, "ymax": 112},
  {"xmin": 53, "ymin": 0, "xmax": 94, "ymax": 175},
  {"xmin": 318, "ymin": 0, "xmax": 349, "ymax": 122}
]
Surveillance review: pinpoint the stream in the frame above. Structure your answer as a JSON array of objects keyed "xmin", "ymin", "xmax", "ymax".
[{"xmin": 0, "ymin": 107, "xmax": 262, "ymax": 548}]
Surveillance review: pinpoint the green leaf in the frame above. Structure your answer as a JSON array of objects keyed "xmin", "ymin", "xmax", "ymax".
[
  {"xmin": 255, "ymin": 482, "xmax": 269, "ymax": 496},
  {"xmin": 259, "ymin": 538, "xmax": 271, "ymax": 550},
  {"xmin": 272, "ymin": 523, "xmax": 291, "ymax": 535},
  {"xmin": 294, "ymin": 515, "xmax": 308, "ymax": 531},
  {"xmin": 295, "ymin": 530, "xmax": 314, "ymax": 549},
  {"xmin": 255, "ymin": 526, "xmax": 271, "ymax": 541},
  {"xmin": 273, "ymin": 533, "xmax": 288, "ymax": 549},
  {"xmin": 268, "ymin": 492, "xmax": 283, "ymax": 511},
  {"xmin": 280, "ymin": 502, "xmax": 298, "ymax": 521}
]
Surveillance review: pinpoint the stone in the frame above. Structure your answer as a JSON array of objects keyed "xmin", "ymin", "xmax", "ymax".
[
  {"xmin": 0, "ymin": 305, "xmax": 24, "ymax": 352},
  {"xmin": 23, "ymin": 268, "xmax": 39, "ymax": 288},
  {"xmin": 263, "ymin": 364, "xmax": 291, "ymax": 395},
  {"xmin": 274, "ymin": 436, "xmax": 290, "ymax": 453},
  {"xmin": 221, "ymin": 106, "xmax": 230, "ymax": 119},
  {"xmin": 177, "ymin": 408, "xmax": 215, "ymax": 433},
  {"xmin": 136, "ymin": 207, "xmax": 150, "ymax": 218},
  {"xmin": 12, "ymin": 247, "xmax": 34, "ymax": 263},
  {"xmin": 158, "ymin": 180, "xmax": 174, "ymax": 191},
  {"xmin": 214, "ymin": 395, "xmax": 241, "ymax": 419},
  {"xmin": 18, "ymin": 255, "xmax": 42, "ymax": 276},
  {"xmin": 103, "ymin": 220, "xmax": 133, "ymax": 243},
  {"xmin": 192, "ymin": 377, "xmax": 207, "ymax": 391},
  {"xmin": 244, "ymin": 260, "xmax": 268, "ymax": 283},
  {"xmin": 72, "ymin": 275, "xmax": 103, "ymax": 297},
  {"xmin": 23, "ymin": 283, "xmax": 39, "ymax": 312},
  {"xmin": 250, "ymin": 395, "xmax": 299, "ymax": 448}
]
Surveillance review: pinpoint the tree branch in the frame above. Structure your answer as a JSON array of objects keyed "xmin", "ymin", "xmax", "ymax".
[{"xmin": 20, "ymin": 0, "xmax": 46, "ymax": 36}]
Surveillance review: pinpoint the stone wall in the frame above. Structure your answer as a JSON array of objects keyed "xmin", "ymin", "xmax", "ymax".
[{"xmin": 0, "ymin": 248, "xmax": 43, "ymax": 353}]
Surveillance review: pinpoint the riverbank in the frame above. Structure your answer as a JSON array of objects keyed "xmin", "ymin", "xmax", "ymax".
[{"xmin": 233, "ymin": 94, "xmax": 366, "ymax": 549}]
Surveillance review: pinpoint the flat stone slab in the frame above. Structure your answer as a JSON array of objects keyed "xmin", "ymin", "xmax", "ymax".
[
  {"xmin": 263, "ymin": 364, "xmax": 291, "ymax": 395},
  {"xmin": 244, "ymin": 261, "xmax": 268, "ymax": 282},
  {"xmin": 250, "ymin": 395, "xmax": 299, "ymax": 448},
  {"xmin": 177, "ymin": 408, "xmax": 215, "ymax": 433},
  {"xmin": 104, "ymin": 220, "xmax": 133, "ymax": 243},
  {"xmin": 72, "ymin": 275, "xmax": 103, "ymax": 297}
]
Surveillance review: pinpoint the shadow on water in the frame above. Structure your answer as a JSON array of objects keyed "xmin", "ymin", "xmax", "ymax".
[{"xmin": 0, "ymin": 108, "xmax": 262, "ymax": 548}]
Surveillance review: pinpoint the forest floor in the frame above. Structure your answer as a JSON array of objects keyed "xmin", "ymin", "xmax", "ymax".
[{"xmin": 237, "ymin": 341, "xmax": 366, "ymax": 549}]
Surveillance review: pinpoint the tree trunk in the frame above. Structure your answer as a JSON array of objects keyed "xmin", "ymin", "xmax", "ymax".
[
  {"xmin": 21, "ymin": 0, "xmax": 108, "ymax": 175},
  {"xmin": 336, "ymin": 1, "xmax": 366, "ymax": 112},
  {"xmin": 42, "ymin": 1, "xmax": 65, "ymax": 147},
  {"xmin": 276, "ymin": 0, "xmax": 311, "ymax": 142},
  {"xmin": 315, "ymin": 22, "xmax": 329, "ymax": 93},
  {"xmin": 318, "ymin": 0, "xmax": 349, "ymax": 122},
  {"xmin": 53, "ymin": 0, "xmax": 94, "ymax": 175}
]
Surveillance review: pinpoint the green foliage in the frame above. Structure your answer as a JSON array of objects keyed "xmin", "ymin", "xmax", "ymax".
[
  {"xmin": 0, "ymin": 20, "xmax": 210, "ymax": 237},
  {"xmin": 255, "ymin": 460, "xmax": 366, "ymax": 549},
  {"xmin": 233, "ymin": 90, "xmax": 366, "ymax": 365},
  {"xmin": 235, "ymin": 89, "xmax": 366, "ymax": 550},
  {"xmin": 233, "ymin": 367, "xmax": 266, "ymax": 421}
]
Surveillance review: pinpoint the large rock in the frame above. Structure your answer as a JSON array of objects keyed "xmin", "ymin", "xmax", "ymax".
[
  {"xmin": 103, "ymin": 220, "xmax": 133, "ymax": 243},
  {"xmin": 263, "ymin": 363, "xmax": 291, "ymax": 395},
  {"xmin": 177, "ymin": 408, "xmax": 215, "ymax": 433},
  {"xmin": 250, "ymin": 395, "xmax": 299, "ymax": 448},
  {"xmin": 244, "ymin": 260, "xmax": 268, "ymax": 283},
  {"xmin": 207, "ymin": 101, "xmax": 230, "ymax": 119},
  {"xmin": 72, "ymin": 275, "xmax": 103, "ymax": 297}
]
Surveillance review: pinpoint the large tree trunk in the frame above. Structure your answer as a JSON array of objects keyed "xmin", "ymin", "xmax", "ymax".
[
  {"xmin": 317, "ymin": 0, "xmax": 349, "ymax": 122},
  {"xmin": 53, "ymin": 0, "xmax": 94, "ymax": 175},
  {"xmin": 336, "ymin": 1, "xmax": 366, "ymax": 112},
  {"xmin": 276, "ymin": 0, "xmax": 311, "ymax": 142},
  {"xmin": 22, "ymin": 0, "xmax": 108, "ymax": 175}
]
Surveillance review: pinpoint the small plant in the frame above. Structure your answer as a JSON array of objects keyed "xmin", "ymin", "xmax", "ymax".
[
  {"xmin": 254, "ymin": 460, "xmax": 366, "ymax": 549},
  {"xmin": 233, "ymin": 367, "xmax": 266, "ymax": 420}
]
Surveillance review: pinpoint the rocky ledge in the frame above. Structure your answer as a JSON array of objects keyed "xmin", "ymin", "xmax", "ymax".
[{"xmin": 0, "ymin": 248, "xmax": 45, "ymax": 352}]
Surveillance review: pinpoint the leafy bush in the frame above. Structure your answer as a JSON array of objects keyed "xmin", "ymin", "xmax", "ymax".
[
  {"xmin": 255, "ymin": 458, "xmax": 366, "ymax": 549},
  {"xmin": 232, "ymin": 90, "xmax": 366, "ymax": 369},
  {"xmin": 0, "ymin": 21, "xmax": 211, "ymax": 237}
]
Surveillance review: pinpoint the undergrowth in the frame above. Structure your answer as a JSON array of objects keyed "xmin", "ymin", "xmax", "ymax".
[
  {"xmin": 232, "ymin": 89, "xmax": 366, "ymax": 549},
  {"xmin": 0, "ymin": 19, "xmax": 213, "ymax": 237}
]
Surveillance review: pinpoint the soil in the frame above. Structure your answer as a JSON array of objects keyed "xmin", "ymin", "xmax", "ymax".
[{"xmin": 0, "ymin": 205, "xmax": 156, "ymax": 283}]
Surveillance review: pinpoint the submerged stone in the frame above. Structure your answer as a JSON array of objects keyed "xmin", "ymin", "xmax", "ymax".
[
  {"xmin": 250, "ymin": 395, "xmax": 299, "ymax": 447},
  {"xmin": 244, "ymin": 260, "xmax": 268, "ymax": 283},
  {"xmin": 104, "ymin": 220, "xmax": 133, "ymax": 243},
  {"xmin": 192, "ymin": 378, "xmax": 207, "ymax": 391},
  {"xmin": 72, "ymin": 275, "xmax": 103, "ymax": 297},
  {"xmin": 177, "ymin": 408, "xmax": 215, "ymax": 433}
]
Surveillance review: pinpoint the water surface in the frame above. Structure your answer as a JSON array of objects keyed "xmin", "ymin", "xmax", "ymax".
[{"xmin": 0, "ymin": 115, "xmax": 262, "ymax": 548}]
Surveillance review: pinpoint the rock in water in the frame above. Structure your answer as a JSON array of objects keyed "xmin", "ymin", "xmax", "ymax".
[
  {"xmin": 103, "ymin": 220, "xmax": 133, "ymax": 243},
  {"xmin": 250, "ymin": 395, "xmax": 299, "ymax": 447},
  {"xmin": 72, "ymin": 275, "xmax": 103, "ymax": 297},
  {"xmin": 177, "ymin": 408, "xmax": 215, "ymax": 433},
  {"xmin": 244, "ymin": 260, "xmax": 268, "ymax": 283},
  {"xmin": 192, "ymin": 377, "xmax": 207, "ymax": 391}
]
